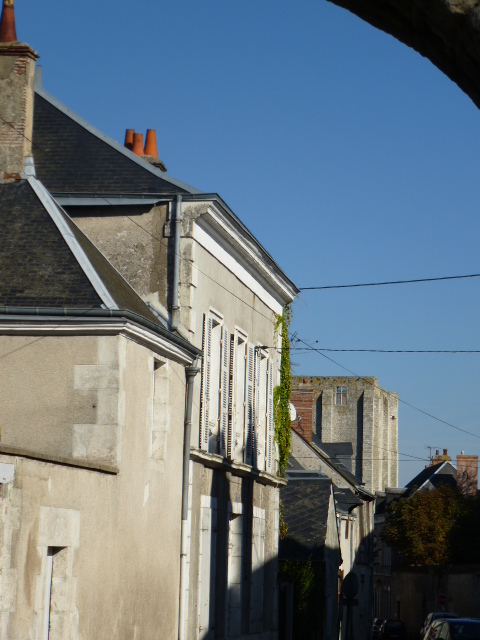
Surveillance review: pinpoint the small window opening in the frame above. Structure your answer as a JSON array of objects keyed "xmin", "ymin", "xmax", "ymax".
[{"xmin": 336, "ymin": 386, "xmax": 347, "ymax": 406}]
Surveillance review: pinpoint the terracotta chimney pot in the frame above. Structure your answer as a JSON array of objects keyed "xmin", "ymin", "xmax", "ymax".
[
  {"xmin": 144, "ymin": 129, "xmax": 159, "ymax": 158},
  {"xmin": 132, "ymin": 133, "xmax": 144, "ymax": 156},
  {"xmin": 0, "ymin": 0, "xmax": 17, "ymax": 43},
  {"xmin": 124, "ymin": 129, "xmax": 134, "ymax": 151}
]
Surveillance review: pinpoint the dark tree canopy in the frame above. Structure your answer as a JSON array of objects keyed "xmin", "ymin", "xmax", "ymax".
[
  {"xmin": 383, "ymin": 486, "xmax": 480, "ymax": 566},
  {"xmin": 327, "ymin": 0, "xmax": 480, "ymax": 110}
]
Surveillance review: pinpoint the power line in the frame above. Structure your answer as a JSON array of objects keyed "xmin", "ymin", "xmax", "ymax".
[
  {"xmin": 291, "ymin": 345, "xmax": 480, "ymax": 354},
  {"xmin": 294, "ymin": 337, "xmax": 480, "ymax": 441},
  {"xmin": 300, "ymin": 272, "xmax": 480, "ymax": 291}
]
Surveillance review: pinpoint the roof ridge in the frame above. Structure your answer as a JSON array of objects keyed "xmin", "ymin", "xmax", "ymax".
[{"xmin": 34, "ymin": 87, "xmax": 203, "ymax": 195}]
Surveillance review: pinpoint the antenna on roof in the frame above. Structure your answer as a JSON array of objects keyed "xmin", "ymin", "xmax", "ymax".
[{"xmin": 426, "ymin": 445, "xmax": 441, "ymax": 466}]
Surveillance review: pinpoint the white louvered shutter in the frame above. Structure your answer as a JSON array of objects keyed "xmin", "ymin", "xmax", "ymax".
[
  {"xmin": 253, "ymin": 350, "xmax": 261, "ymax": 469},
  {"xmin": 244, "ymin": 343, "xmax": 255, "ymax": 466},
  {"xmin": 227, "ymin": 334, "xmax": 237, "ymax": 459},
  {"xmin": 267, "ymin": 359, "xmax": 274, "ymax": 473},
  {"xmin": 200, "ymin": 316, "xmax": 213, "ymax": 451},
  {"xmin": 220, "ymin": 326, "xmax": 230, "ymax": 458}
]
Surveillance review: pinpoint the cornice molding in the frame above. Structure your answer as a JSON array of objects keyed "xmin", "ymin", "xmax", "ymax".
[
  {"xmin": 201, "ymin": 201, "xmax": 298, "ymax": 304},
  {"xmin": 190, "ymin": 449, "xmax": 287, "ymax": 487},
  {"xmin": 0, "ymin": 319, "xmax": 196, "ymax": 366}
]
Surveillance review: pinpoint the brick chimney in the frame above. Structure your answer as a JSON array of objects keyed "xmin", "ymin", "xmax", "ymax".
[
  {"xmin": 457, "ymin": 454, "xmax": 478, "ymax": 497},
  {"xmin": 0, "ymin": 0, "xmax": 39, "ymax": 181},
  {"xmin": 432, "ymin": 448, "xmax": 451, "ymax": 465},
  {"xmin": 290, "ymin": 388, "xmax": 313, "ymax": 443}
]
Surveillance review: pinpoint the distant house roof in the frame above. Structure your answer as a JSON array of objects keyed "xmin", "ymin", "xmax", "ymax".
[
  {"xmin": 310, "ymin": 434, "xmax": 360, "ymax": 486},
  {"xmin": 33, "ymin": 88, "xmax": 201, "ymax": 196},
  {"xmin": 334, "ymin": 486, "xmax": 364, "ymax": 513},
  {"xmin": 0, "ymin": 177, "xmax": 199, "ymax": 357},
  {"xmin": 280, "ymin": 474, "xmax": 334, "ymax": 563},
  {"xmin": 311, "ymin": 434, "xmax": 355, "ymax": 476},
  {"xmin": 405, "ymin": 461, "xmax": 457, "ymax": 493}
]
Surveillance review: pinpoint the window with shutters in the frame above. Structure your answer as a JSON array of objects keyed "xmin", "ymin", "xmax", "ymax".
[
  {"xmin": 200, "ymin": 311, "xmax": 226, "ymax": 454},
  {"xmin": 230, "ymin": 329, "xmax": 247, "ymax": 462},
  {"xmin": 198, "ymin": 496, "xmax": 217, "ymax": 640},
  {"xmin": 244, "ymin": 343, "xmax": 255, "ymax": 466},
  {"xmin": 266, "ymin": 359, "xmax": 274, "ymax": 474},
  {"xmin": 255, "ymin": 349, "xmax": 268, "ymax": 470},
  {"xmin": 250, "ymin": 507, "xmax": 266, "ymax": 634}
]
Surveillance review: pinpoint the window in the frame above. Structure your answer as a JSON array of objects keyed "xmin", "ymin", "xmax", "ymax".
[
  {"xmin": 200, "ymin": 316, "xmax": 275, "ymax": 472},
  {"xmin": 43, "ymin": 547, "xmax": 67, "ymax": 640},
  {"xmin": 230, "ymin": 330, "xmax": 247, "ymax": 462},
  {"xmin": 254, "ymin": 349, "xmax": 268, "ymax": 470},
  {"xmin": 200, "ymin": 312, "xmax": 229, "ymax": 454},
  {"xmin": 336, "ymin": 386, "xmax": 347, "ymax": 406},
  {"xmin": 151, "ymin": 358, "xmax": 168, "ymax": 462}
]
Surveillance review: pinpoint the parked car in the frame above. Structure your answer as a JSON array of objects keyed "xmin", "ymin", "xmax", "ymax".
[
  {"xmin": 380, "ymin": 620, "xmax": 406, "ymax": 640},
  {"xmin": 426, "ymin": 618, "xmax": 480, "ymax": 640},
  {"xmin": 422, "ymin": 614, "xmax": 460, "ymax": 640},
  {"xmin": 373, "ymin": 619, "xmax": 387, "ymax": 640}
]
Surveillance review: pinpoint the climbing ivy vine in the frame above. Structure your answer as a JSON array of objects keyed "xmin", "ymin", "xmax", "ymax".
[{"xmin": 274, "ymin": 305, "xmax": 292, "ymax": 476}]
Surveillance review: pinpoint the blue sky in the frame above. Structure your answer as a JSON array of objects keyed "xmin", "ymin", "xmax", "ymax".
[{"xmin": 20, "ymin": 0, "xmax": 480, "ymax": 485}]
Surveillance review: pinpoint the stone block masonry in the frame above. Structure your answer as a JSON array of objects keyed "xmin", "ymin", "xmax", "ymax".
[{"xmin": 291, "ymin": 376, "xmax": 398, "ymax": 493}]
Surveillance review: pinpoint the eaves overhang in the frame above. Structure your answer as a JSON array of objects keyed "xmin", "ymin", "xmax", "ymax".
[
  {"xmin": 0, "ymin": 308, "xmax": 201, "ymax": 366},
  {"xmin": 193, "ymin": 197, "xmax": 298, "ymax": 306}
]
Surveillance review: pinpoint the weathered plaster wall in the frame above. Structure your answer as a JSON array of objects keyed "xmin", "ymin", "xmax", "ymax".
[
  {"xmin": 72, "ymin": 203, "xmax": 170, "ymax": 317},
  {"xmin": 0, "ymin": 336, "xmax": 187, "ymax": 639},
  {"xmin": 0, "ymin": 335, "xmax": 125, "ymax": 468}
]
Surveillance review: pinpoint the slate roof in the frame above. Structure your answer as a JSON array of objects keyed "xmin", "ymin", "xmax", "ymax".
[
  {"xmin": 334, "ymin": 486, "xmax": 364, "ymax": 514},
  {"xmin": 32, "ymin": 90, "xmax": 198, "ymax": 196},
  {"xmin": 405, "ymin": 461, "xmax": 457, "ymax": 493},
  {"xmin": 311, "ymin": 433, "xmax": 359, "ymax": 485},
  {"xmin": 0, "ymin": 177, "xmax": 177, "ymax": 334},
  {"xmin": 280, "ymin": 475, "xmax": 333, "ymax": 563},
  {"xmin": 0, "ymin": 180, "xmax": 103, "ymax": 308}
]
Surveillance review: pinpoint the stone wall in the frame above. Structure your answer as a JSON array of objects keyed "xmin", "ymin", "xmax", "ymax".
[
  {"xmin": 391, "ymin": 565, "xmax": 480, "ymax": 639},
  {"xmin": 292, "ymin": 377, "xmax": 399, "ymax": 492}
]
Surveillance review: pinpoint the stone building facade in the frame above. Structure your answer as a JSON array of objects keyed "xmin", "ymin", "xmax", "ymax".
[
  {"xmin": 291, "ymin": 377, "xmax": 398, "ymax": 494},
  {"xmin": 0, "ymin": 2, "xmax": 298, "ymax": 638}
]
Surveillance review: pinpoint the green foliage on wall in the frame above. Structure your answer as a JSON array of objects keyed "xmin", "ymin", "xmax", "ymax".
[
  {"xmin": 278, "ymin": 557, "xmax": 316, "ymax": 613},
  {"xmin": 278, "ymin": 557, "xmax": 321, "ymax": 638},
  {"xmin": 274, "ymin": 305, "xmax": 292, "ymax": 476},
  {"xmin": 279, "ymin": 500, "xmax": 288, "ymax": 540}
]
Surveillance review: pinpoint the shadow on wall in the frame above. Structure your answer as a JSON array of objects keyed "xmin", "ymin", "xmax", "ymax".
[{"xmin": 277, "ymin": 523, "xmax": 375, "ymax": 640}]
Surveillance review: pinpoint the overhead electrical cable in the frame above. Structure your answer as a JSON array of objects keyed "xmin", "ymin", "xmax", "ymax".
[
  {"xmin": 294, "ymin": 337, "xmax": 480, "ymax": 441},
  {"xmin": 300, "ymin": 273, "xmax": 480, "ymax": 291}
]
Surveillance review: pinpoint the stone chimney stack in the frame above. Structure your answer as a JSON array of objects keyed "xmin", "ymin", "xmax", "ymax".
[
  {"xmin": 290, "ymin": 388, "xmax": 313, "ymax": 443},
  {"xmin": 432, "ymin": 448, "xmax": 451, "ymax": 466},
  {"xmin": 457, "ymin": 454, "xmax": 478, "ymax": 497},
  {"xmin": 0, "ymin": 0, "xmax": 39, "ymax": 181}
]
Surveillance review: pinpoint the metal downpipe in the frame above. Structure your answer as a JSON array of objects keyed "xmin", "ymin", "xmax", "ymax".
[
  {"xmin": 178, "ymin": 362, "xmax": 200, "ymax": 640},
  {"xmin": 172, "ymin": 194, "xmax": 182, "ymax": 330}
]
